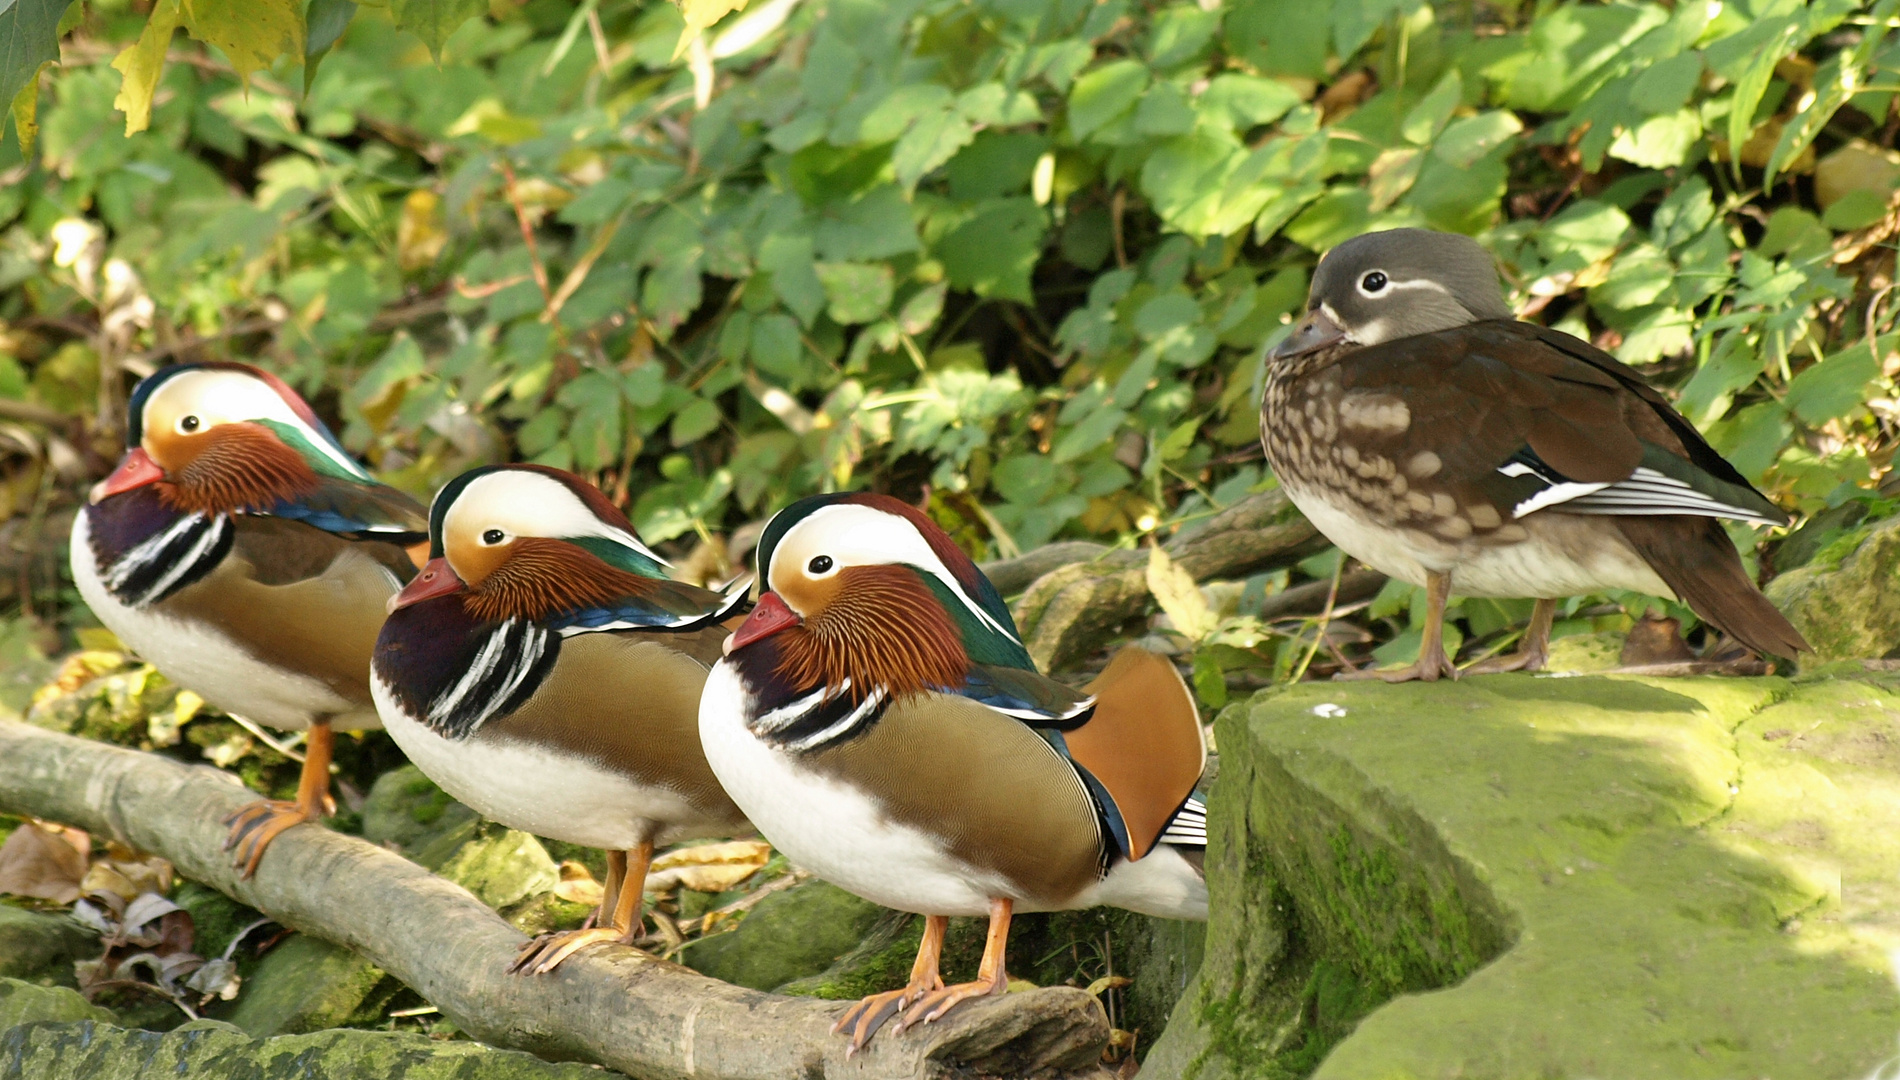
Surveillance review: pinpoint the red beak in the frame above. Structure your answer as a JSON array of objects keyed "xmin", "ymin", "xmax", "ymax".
[
  {"xmin": 98, "ymin": 448, "xmax": 165, "ymax": 500},
  {"xmin": 388, "ymin": 558, "xmax": 467, "ymax": 613},
  {"xmin": 727, "ymin": 592, "xmax": 801, "ymax": 653}
]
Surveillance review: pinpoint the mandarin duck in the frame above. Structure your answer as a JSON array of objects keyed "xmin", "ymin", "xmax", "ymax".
[
  {"xmin": 1261, "ymin": 228, "xmax": 1808, "ymax": 681},
  {"xmin": 71, "ymin": 362, "xmax": 428, "ymax": 876},
  {"xmin": 371, "ymin": 464, "xmax": 750, "ymax": 974},
  {"xmin": 698, "ymin": 492, "xmax": 1208, "ymax": 1052}
]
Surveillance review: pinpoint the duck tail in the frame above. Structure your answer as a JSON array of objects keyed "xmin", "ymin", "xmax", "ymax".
[
  {"xmin": 1616, "ymin": 516, "xmax": 1810, "ymax": 659},
  {"xmin": 1065, "ymin": 647, "xmax": 1206, "ymax": 861}
]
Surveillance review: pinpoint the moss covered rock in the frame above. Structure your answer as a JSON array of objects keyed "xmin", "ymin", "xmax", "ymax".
[
  {"xmin": 0, "ymin": 1019, "xmax": 624, "ymax": 1078},
  {"xmin": 0, "ymin": 906, "xmax": 95, "ymax": 985},
  {"xmin": 225, "ymin": 934, "xmax": 387, "ymax": 1036},
  {"xmin": 1147, "ymin": 674, "xmax": 1900, "ymax": 1079},
  {"xmin": 686, "ymin": 879, "xmax": 889, "ymax": 991},
  {"xmin": 1765, "ymin": 516, "xmax": 1900, "ymax": 660},
  {"xmin": 360, "ymin": 765, "xmax": 479, "ymax": 861},
  {"xmin": 0, "ymin": 977, "xmax": 114, "ymax": 1028}
]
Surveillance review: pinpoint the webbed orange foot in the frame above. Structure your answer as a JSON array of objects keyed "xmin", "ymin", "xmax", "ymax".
[{"xmin": 834, "ymin": 913, "xmax": 948, "ymax": 1055}]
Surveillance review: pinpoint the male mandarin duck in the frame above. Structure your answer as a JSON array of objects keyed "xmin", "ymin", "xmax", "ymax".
[
  {"xmin": 698, "ymin": 492, "xmax": 1208, "ymax": 1052},
  {"xmin": 70, "ymin": 362, "xmax": 428, "ymax": 876},
  {"xmin": 1261, "ymin": 228, "xmax": 1808, "ymax": 682},
  {"xmin": 371, "ymin": 464, "xmax": 750, "ymax": 975}
]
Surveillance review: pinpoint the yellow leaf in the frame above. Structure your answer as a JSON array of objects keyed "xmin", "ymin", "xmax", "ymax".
[
  {"xmin": 397, "ymin": 190, "xmax": 447, "ymax": 271},
  {"xmin": 179, "ymin": 0, "xmax": 305, "ymax": 86},
  {"xmin": 9, "ymin": 63, "xmax": 48, "ymax": 160},
  {"xmin": 111, "ymin": 0, "xmax": 184, "ymax": 135},
  {"xmin": 551, "ymin": 860, "xmax": 605, "ymax": 906},
  {"xmin": 1085, "ymin": 974, "xmax": 1133, "ymax": 997},
  {"xmin": 672, "ymin": 0, "xmax": 749, "ymax": 60},
  {"xmin": 1146, "ymin": 546, "xmax": 1215, "ymax": 641},
  {"xmin": 650, "ymin": 839, "xmax": 770, "ymax": 871}
]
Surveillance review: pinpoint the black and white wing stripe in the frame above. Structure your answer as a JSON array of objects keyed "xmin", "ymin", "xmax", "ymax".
[
  {"xmin": 1498, "ymin": 449, "xmax": 1786, "ymax": 527},
  {"xmin": 102, "ymin": 512, "xmax": 233, "ymax": 607},
  {"xmin": 1157, "ymin": 796, "xmax": 1208, "ymax": 848},
  {"xmin": 425, "ymin": 618, "xmax": 556, "ymax": 739}
]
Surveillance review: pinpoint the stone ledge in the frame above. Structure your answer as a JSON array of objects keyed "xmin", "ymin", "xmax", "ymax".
[{"xmin": 1148, "ymin": 673, "xmax": 1900, "ymax": 1078}]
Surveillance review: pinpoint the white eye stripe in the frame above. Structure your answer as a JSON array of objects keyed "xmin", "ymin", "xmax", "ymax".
[
  {"xmin": 444, "ymin": 471, "xmax": 667, "ymax": 564},
  {"xmin": 145, "ymin": 370, "xmax": 368, "ymax": 480},
  {"xmin": 770, "ymin": 503, "xmax": 1021, "ymax": 645}
]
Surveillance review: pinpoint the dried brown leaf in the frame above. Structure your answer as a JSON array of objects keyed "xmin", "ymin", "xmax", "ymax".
[{"xmin": 0, "ymin": 821, "xmax": 89, "ymax": 903}]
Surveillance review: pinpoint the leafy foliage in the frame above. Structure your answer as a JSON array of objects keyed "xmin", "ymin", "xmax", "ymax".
[{"xmin": 1, "ymin": 0, "xmax": 1898, "ymax": 680}]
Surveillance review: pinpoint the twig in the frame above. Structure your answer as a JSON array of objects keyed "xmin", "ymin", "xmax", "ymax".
[
  {"xmin": 1288, "ymin": 556, "xmax": 1344, "ymax": 684},
  {"xmin": 499, "ymin": 161, "xmax": 553, "ymax": 306}
]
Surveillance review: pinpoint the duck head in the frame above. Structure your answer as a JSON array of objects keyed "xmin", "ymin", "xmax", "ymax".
[
  {"xmin": 99, "ymin": 362, "xmax": 371, "ymax": 514},
  {"xmin": 729, "ymin": 492, "xmax": 1031, "ymax": 699},
  {"xmin": 1270, "ymin": 228, "xmax": 1514, "ymax": 361},
  {"xmin": 390, "ymin": 464, "xmax": 722, "ymax": 629}
]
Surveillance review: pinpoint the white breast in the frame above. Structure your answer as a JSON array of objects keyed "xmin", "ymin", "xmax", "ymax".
[
  {"xmin": 370, "ymin": 671, "xmax": 724, "ymax": 850},
  {"xmin": 1280, "ymin": 483, "xmax": 1673, "ymax": 600},
  {"xmin": 697, "ymin": 662, "xmax": 1013, "ymax": 917},
  {"xmin": 70, "ymin": 510, "xmax": 372, "ymax": 732}
]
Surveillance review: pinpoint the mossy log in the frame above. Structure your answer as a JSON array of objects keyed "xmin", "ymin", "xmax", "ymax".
[
  {"xmin": 1014, "ymin": 490, "xmax": 1325, "ymax": 672},
  {"xmin": 0, "ymin": 719, "xmax": 1112, "ymax": 1080}
]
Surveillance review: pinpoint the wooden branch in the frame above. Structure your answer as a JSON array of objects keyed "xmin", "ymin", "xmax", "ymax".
[
  {"xmin": 0, "ymin": 720, "xmax": 1112, "ymax": 1080},
  {"xmin": 980, "ymin": 541, "xmax": 1110, "ymax": 597},
  {"xmin": 1014, "ymin": 491, "xmax": 1325, "ymax": 672}
]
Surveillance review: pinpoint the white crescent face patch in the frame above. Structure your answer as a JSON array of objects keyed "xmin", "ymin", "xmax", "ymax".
[
  {"xmin": 765, "ymin": 502, "xmax": 1021, "ymax": 645},
  {"xmin": 141, "ymin": 369, "xmax": 369, "ymax": 480}
]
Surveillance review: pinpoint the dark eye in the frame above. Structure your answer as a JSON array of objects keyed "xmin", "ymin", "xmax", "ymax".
[
  {"xmin": 179, "ymin": 415, "xmax": 200, "ymax": 433},
  {"xmin": 481, "ymin": 529, "xmax": 505, "ymax": 545},
  {"xmin": 1360, "ymin": 271, "xmax": 1389, "ymax": 294},
  {"xmin": 808, "ymin": 555, "xmax": 834, "ymax": 575}
]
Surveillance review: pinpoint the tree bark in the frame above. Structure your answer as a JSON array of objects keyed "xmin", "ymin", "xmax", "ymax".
[
  {"xmin": 0, "ymin": 719, "xmax": 1111, "ymax": 1080},
  {"xmin": 1014, "ymin": 490, "xmax": 1326, "ymax": 672}
]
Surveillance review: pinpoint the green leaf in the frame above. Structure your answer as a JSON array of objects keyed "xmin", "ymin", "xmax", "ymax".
[
  {"xmin": 1725, "ymin": 21, "xmax": 1799, "ymax": 180},
  {"xmin": 936, "ymin": 198, "xmax": 1044, "ymax": 302},
  {"xmin": 111, "ymin": 0, "xmax": 182, "ymax": 135},
  {"xmin": 0, "ymin": 0, "xmax": 74, "ymax": 149},
  {"xmin": 1608, "ymin": 109, "xmax": 1700, "ymax": 169},
  {"xmin": 956, "ymin": 82, "xmax": 1040, "ymax": 126},
  {"xmin": 892, "ymin": 108, "xmax": 973, "ymax": 191},
  {"xmin": 1627, "ymin": 51, "xmax": 1701, "ymax": 116},
  {"xmin": 1068, "ymin": 59, "xmax": 1147, "ymax": 140},
  {"xmin": 1052, "ymin": 404, "xmax": 1127, "ymax": 463},
  {"xmin": 813, "ymin": 262, "xmax": 893, "ymax": 324},
  {"xmin": 1146, "ymin": 4, "xmax": 1219, "ymax": 69},
  {"xmin": 749, "ymin": 313, "xmax": 806, "ymax": 381},
  {"xmin": 758, "ymin": 233, "xmax": 826, "ymax": 325},
  {"xmin": 1133, "ymin": 80, "xmax": 1196, "ymax": 136},
  {"xmin": 1787, "ymin": 342, "xmax": 1882, "ymax": 426},
  {"xmin": 390, "ymin": 0, "xmax": 484, "ymax": 61},
  {"xmin": 1431, "ymin": 111, "xmax": 1521, "ymax": 168},
  {"xmin": 179, "ymin": 0, "xmax": 306, "ymax": 84},
  {"xmin": 7, "ymin": 59, "xmax": 41, "ymax": 157},
  {"xmin": 1401, "ymin": 70, "xmax": 1461, "ymax": 146},
  {"xmin": 859, "ymin": 83, "xmax": 954, "ymax": 143},
  {"xmin": 1224, "ymin": 0, "xmax": 1331, "ymax": 79},
  {"xmin": 670, "ymin": 397, "xmax": 723, "ymax": 447},
  {"xmin": 1196, "ymin": 74, "xmax": 1300, "ymax": 132},
  {"xmin": 304, "ymin": 0, "xmax": 357, "ymax": 93}
]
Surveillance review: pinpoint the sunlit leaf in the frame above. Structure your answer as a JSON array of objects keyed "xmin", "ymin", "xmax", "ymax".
[
  {"xmin": 179, "ymin": 0, "xmax": 305, "ymax": 85},
  {"xmin": 390, "ymin": 0, "xmax": 484, "ymax": 61},
  {"xmin": 110, "ymin": 0, "xmax": 183, "ymax": 135}
]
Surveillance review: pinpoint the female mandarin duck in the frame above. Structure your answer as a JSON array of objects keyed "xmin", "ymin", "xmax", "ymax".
[
  {"xmin": 372, "ymin": 464, "xmax": 749, "ymax": 975},
  {"xmin": 71, "ymin": 362, "xmax": 428, "ymax": 876},
  {"xmin": 1263, "ymin": 228, "xmax": 1808, "ymax": 681},
  {"xmin": 699, "ymin": 492, "xmax": 1209, "ymax": 1051}
]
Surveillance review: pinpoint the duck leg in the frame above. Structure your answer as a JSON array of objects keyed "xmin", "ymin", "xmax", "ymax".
[
  {"xmin": 224, "ymin": 718, "xmax": 335, "ymax": 878},
  {"xmin": 1464, "ymin": 598, "xmax": 1557, "ymax": 675},
  {"xmin": 513, "ymin": 840, "xmax": 653, "ymax": 975},
  {"xmin": 895, "ymin": 898, "xmax": 1012, "ymax": 1033},
  {"xmin": 1337, "ymin": 571, "xmax": 1457, "ymax": 682},
  {"xmin": 833, "ymin": 914, "xmax": 947, "ymax": 1054}
]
